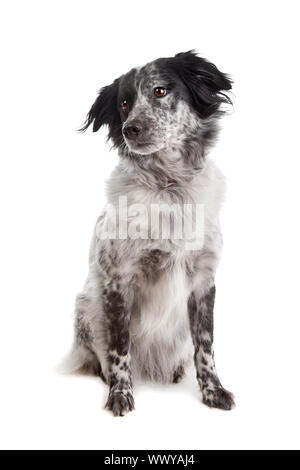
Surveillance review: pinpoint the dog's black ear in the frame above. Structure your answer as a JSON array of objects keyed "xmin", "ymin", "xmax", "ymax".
[
  {"xmin": 79, "ymin": 78, "xmax": 123, "ymax": 147},
  {"xmin": 174, "ymin": 50, "xmax": 232, "ymax": 118}
]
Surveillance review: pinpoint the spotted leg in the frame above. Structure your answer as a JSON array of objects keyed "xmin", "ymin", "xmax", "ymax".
[
  {"xmin": 102, "ymin": 281, "xmax": 135, "ymax": 417},
  {"xmin": 188, "ymin": 285, "xmax": 235, "ymax": 410}
]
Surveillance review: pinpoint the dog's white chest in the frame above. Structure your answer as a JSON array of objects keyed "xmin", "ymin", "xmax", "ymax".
[
  {"xmin": 129, "ymin": 259, "xmax": 193, "ymax": 382},
  {"xmin": 132, "ymin": 260, "xmax": 189, "ymax": 337}
]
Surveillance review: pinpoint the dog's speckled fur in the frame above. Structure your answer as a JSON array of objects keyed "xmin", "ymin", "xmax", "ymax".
[{"xmin": 65, "ymin": 51, "xmax": 234, "ymax": 416}]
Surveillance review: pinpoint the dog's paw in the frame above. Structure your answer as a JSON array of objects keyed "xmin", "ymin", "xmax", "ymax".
[
  {"xmin": 105, "ymin": 390, "xmax": 135, "ymax": 417},
  {"xmin": 202, "ymin": 387, "xmax": 235, "ymax": 411}
]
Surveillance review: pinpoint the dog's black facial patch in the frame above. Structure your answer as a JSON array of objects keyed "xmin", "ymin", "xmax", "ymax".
[{"xmin": 118, "ymin": 68, "xmax": 138, "ymax": 122}]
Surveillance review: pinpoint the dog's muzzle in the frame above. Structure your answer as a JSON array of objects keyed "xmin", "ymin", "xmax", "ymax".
[{"xmin": 123, "ymin": 122, "xmax": 143, "ymax": 140}]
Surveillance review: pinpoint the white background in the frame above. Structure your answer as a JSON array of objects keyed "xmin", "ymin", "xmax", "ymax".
[{"xmin": 1, "ymin": 0, "xmax": 300, "ymax": 450}]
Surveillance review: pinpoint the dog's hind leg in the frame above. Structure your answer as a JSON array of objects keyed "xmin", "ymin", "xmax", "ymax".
[
  {"xmin": 63, "ymin": 291, "xmax": 107, "ymax": 381},
  {"xmin": 188, "ymin": 285, "xmax": 235, "ymax": 410}
]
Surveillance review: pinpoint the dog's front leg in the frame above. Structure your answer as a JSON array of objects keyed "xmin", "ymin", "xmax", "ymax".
[
  {"xmin": 102, "ymin": 279, "xmax": 135, "ymax": 417},
  {"xmin": 188, "ymin": 285, "xmax": 235, "ymax": 410}
]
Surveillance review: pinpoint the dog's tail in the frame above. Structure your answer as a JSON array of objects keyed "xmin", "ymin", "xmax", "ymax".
[{"xmin": 56, "ymin": 345, "xmax": 101, "ymax": 376}]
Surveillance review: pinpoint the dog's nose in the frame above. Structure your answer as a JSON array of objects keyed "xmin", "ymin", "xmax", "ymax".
[{"xmin": 123, "ymin": 123, "xmax": 142, "ymax": 140}]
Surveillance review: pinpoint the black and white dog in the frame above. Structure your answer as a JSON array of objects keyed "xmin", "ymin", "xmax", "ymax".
[{"xmin": 67, "ymin": 51, "xmax": 234, "ymax": 416}]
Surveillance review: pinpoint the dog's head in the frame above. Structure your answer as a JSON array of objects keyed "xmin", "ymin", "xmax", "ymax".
[{"xmin": 80, "ymin": 51, "xmax": 232, "ymax": 156}]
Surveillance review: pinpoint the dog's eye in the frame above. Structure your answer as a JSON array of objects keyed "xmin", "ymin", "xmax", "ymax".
[
  {"xmin": 121, "ymin": 100, "xmax": 129, "ymax": 110},
  {"xmin": 154, "ymin": 87, "xmax": 167, "ymax": 98}
]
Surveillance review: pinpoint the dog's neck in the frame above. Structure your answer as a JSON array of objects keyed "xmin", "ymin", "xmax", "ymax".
[{"xmin": 119, "ymin": 135, "xmax": 207, "ymax": 190}]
